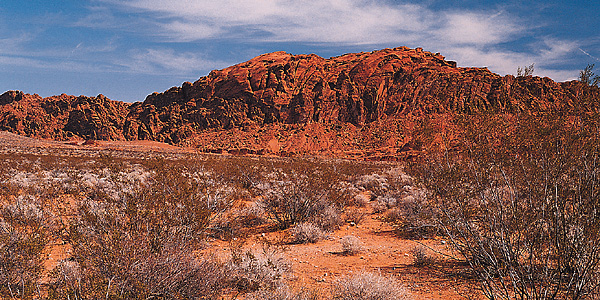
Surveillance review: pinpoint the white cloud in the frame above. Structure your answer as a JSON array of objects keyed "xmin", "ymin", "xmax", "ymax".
[
  {"xmin": 103, "ymin": 0, "xmax": 436, "ymax": 44},
  {"xmin": 0, "ymin": 0, "xmax": 585, "ymax": 83},
  {"xmin": 437, "ymin": 39, "xmax": 580, "ymax": 81},
  {"xmin": 161, "ymin": 21, "xmax": 223, "ymax": 41},
  {"xmin": 73, "ymin": 6, "xmax": 121, "ymax": 29},
  {"xmin": 115, "ymin": 48, "xmax": 229, "ymax": 75},
  {"xmin": 0, "ymin": 54, "xmax": 100, "ymax": 72},
  {"xmin": 95, "ymin": 0, "xmax": 583, "ymax": 81},
  {"xmin": 437, "ymin": 11, "xmax": 520, "ymax": 45},
  {"xmin": 0, "ymin": 35, "xmax": 34, "ymax": 55}
]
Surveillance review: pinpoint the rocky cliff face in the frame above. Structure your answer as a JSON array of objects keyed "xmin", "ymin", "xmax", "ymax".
[
  {"xmin": 122, "ymin": 46, "xmax": 599, "ymax": 156},
  {"xmin": 0, "ymin": 91, "xmax": 130, "ymax": 141},
  {"xmin": 1, "ymin": 47, "xmax": 598, "ymax": 159}
]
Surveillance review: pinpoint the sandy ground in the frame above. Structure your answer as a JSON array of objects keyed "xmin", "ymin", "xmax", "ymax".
[{"xmin": 206, "ymin": 212, "xmax": 481, "ymax": 299}]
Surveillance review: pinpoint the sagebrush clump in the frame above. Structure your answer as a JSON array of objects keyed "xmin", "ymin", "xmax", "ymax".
[
  {"xmin": 290, "ymin": 222, "xmax": 327, "ymax": 244},
  {"xmin": 332, "ymin": 272, "xmax": 412, "ymax": 300},
  {"xmin": 340, "ymin": 235, "xmax": 363, "ymax": 255}
]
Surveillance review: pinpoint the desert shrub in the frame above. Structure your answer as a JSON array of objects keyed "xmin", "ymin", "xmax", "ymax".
[
  {"xmin": 353, "ymin": 167, "xmax": 411, "ymax": 202},
  {"xmin": 383, "ymin": 188, "xmax": 437, "ymax": 239},
  {"xmin": 235, "ymin": 201, "xmax": 268, "ymax": 227},
  {"xmin": 410, "ymin": 246, "xmax": 437, "ymax": 267},
  {"xmin": 354, "ymin": 174, "xmax": 389, "ymax": 197},
  {"xmin": 516, "ymin": 63, "xmax": 535, "ymax": 77},
  {"xmin": 49, "ymin": 159, "xmax": 233, "ymax": 299},
  {"xmin": 245, "ymin": 284, "xmax": 316, "ymax": 300},
  {"xmin": 0, "ymin": 194, "xmax": 49, "ymax": 299},
  {"xmin": 49, "ymin": 250, "xmax": 225, "ymax": 300},
  {"xmin": 257, "ymin": 176, "xmax": 331, "ymax": 229},
  {"xmin": 411, "ymin": 114, "xmax": 600, "ymax": 299},
  {"xmin": 340, "ymin": 235, "xmax": 363, "ymax": 255},
  {"xmin": 290, "ymin": 222, "xmax": 327, "ymax": 244},
  {"xmin": 48, "ymin": 260, "xmax": 83, "ymax": 299},
  {"xmin": 253, "ymin": 157, "xmax": 359, "ymax": 230},
  {"xmin": 352, "ymin": 192, "xmax": 371, "ymax": 207},
  {"xmin": 343, "ymin": 207, "xmax": 368, "ymax": 225},
  {"xmin": 579, "ymin": 64, "xmax": 600, "ymax": 87},
  {"xmin": 332, "ymin": 272, "xmax": 412, "ymax": 300},
  {"xmin": 371, "ymin": 195, "xmax": 396, "ymax": 213},
  {"xmin": 226, "ymin": 247, "xmax": 291, "ymax": 293},
  {"xmin": 313, "ymin": 204, "xmax": 344, "ymax": 231}
]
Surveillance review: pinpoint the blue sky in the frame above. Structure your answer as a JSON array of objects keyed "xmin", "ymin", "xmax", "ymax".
[{"xmin": 1, "ymin": 1, "xmax": 599, "ymax": 102}]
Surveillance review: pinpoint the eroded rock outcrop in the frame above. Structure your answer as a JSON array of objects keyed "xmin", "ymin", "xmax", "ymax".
[
  {"xmin": 0, "ymin": 92, "xmax": 130, "ymax": 141},
  {"xmin": 1, "ymin": 46, "xmax": 598, "ymax": 159},
  {"xmin": 123, "ymin": 47, "xmax": 599, "ymax": 156}
]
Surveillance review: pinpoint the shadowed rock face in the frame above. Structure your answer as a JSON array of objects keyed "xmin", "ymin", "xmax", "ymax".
[{"xmin": 1, "ymin": 47, "xmax": 599, "ymax": 159}]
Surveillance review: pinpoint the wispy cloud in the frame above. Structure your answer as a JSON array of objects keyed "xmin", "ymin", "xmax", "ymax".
[
  {"xmin": 115, "ymin": 48, "xmax": 230, "ymax": 75},
  {"xmin": 0, "ymin": 0, "xmax": 588, "ymax": 84},
  {"xmin": 435, "ymin": 11, "xmax": 521, "ymax": 46},
  {"xmin": 103, "ymin": 0, "xmax": 435, "ymax": 44},
  {"xmin": 73, "ymin": 6, "xmax": 122, "ymax": 29},
  {"xmin": 437, "ymin": 38, "xmax": 580, "ymax": 81},
  {"xmin": 0, "ymin": 34, "xmax": 35, "ymax": 55},
  {"xmin": 94, "ymin": 0, "xmax": 583, "ymax": 81}
]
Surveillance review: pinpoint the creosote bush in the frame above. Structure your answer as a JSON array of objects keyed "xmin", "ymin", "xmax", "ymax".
[
  {"xmin": 0, "ymin": 151, "xmax": 412, "ymax": 299},
  {"xmin": 226, "ymin": 246, "xmax": 291, "ymax": 293},
  {"xmin": 410, "ymin": 246, "xmax": 437, "ymax": 267},
  {"xmin": 383, "ymin": 188, "xmax": 438, "ymax": 239},
  {"xmin": 255, "ymin": 160, "xmax": 350, "ymax": 230},
  {"xmin": 410, "ymin": 114, "xmax": 600, "ymax": 299}
]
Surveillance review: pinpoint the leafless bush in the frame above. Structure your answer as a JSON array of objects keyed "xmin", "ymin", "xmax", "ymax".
[
  {"xmin": 290, "ymin": 222, "xmax": 327, "ymax": 244},
  {"xmin": 257, "ymin": 177, "xmax": 331, "ymax": 229},
  {"xmin": 313, "ymin": 204, "xmax": 344, "ymax": 231},
  {"xmin": 353, "ymin": 192, "xmax": 371, "ymax": 207},
  {"xmin": 354, "ymin": 174, "xmax": 389, "ymax": 197},
  {"xmin": 411, "ymin": 114, "xmax": 600, "ymax": 299},
  {"xmin": 332, "ymin": 272, "xmax": 412, "ymax": 300},
  {"xmin": 52, "ymin": 197, "xmax": 227, "ymax": 299},
  {"xmin": 0, "ymin": 193, "xmax": 48, "ymax": 299},
  {"xmin": 410, "ymin": 246, "xmax": 437, "ymax": 267},
  {"xmin": 48, "ymin": 159, "xmax": 233, "ymax": 299},
  {"xmin": 340, "ymin": 235, "xmax": 363, "ymax": 255},
  {"xmin": 343, "ymin": 207, "xmax": 368, "ymax": 225},
  {"xmin": 235, "ymin": 201, "xmax": 268, "ymax": 227},
  {"xmin": 371, "ymin": 195, "xmax": 397, "ymax": 213},
  {"xmin": 384, "ymin": 188, "xmax": 437, "ymax": 239},
  {"xmin": 47, "ymin": 260, "xmax": 83, "ymax": 299},
  {"xmin": 517, "ymin": 63, "xmax": 535, "ymax": 77}
]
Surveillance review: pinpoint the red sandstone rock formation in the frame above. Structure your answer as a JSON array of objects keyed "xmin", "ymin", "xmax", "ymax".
[
  {"xmin": 0, "ymin": 91, "xmax": 130, "ymax": 141},
  {"xmin": 1, "ymin": 47, "xmax": 598, "ymax": 159},
  {"xmin": 123, "ymin": 47, "xmax": 599, "ymax": 156}
]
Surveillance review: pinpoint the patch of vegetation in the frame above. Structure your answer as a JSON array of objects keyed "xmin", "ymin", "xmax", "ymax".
[
  {"xmin": 0, "ymin": 151, "xmax": 413, "ymax": 299},
  {"xmin": 410, "ymin": 113, "xmax": 600, "ymax": 299},
  {"xmin": 332, "ymin": 272, "xmax": 411, "ymax": 300}
]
